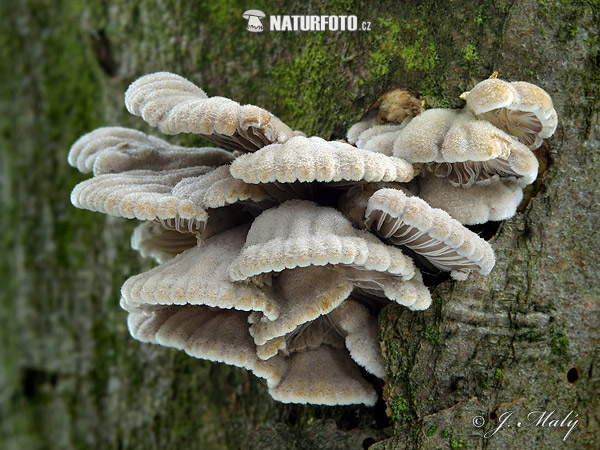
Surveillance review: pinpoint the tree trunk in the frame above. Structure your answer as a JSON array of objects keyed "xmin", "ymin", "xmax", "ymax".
[{"xmin": 1, "ymin": 0, "xmax": 597, "ymax": 449}]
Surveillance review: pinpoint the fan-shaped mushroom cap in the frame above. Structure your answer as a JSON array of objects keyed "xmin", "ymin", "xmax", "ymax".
[
  {"xmin": 70, "ymin": 166, "xmax": 212, "ymax": 232},
  {"xmin": 347, "ymin": 116, "xmax": 379, "ymax": 145},
  {"xmin": 254, "ymin": 314, "xmax": 347, "ymax": 360},
  {"xmin": 418, "ymin": 173, "xmax": 523, "ymax": 225},
  {"xmin": 341, "ymin": 265, "xmax": 432, "ymax": 309},
  {"xmin": 228, "ymin": 200, "xmax": 416, "ymax": 281},
  {"xmin": 339, "ymin": 188, "xmax": 495, "ymax": 279},
  {"xmin": 268, "ymin": 346, "xmax": 377, "ymax": 406},
  {"xmin": 68, "ymin": 126, "xmax": 233, "ymax": 175},
  {"xmin": 348, "ymin": 123, "xmax": 407, "ymax": 156},
  {"xmin": 256, "ymin": 299, "xmax": 385, "ymax": 389},
  {"xmin": 131, "ymin": 222, "xmax": 198, "ymax": 263},
  {"xmin": 328, "ymin": 299, "xmax": 385, "ymax": 378},
  {"xmin": 128, "ymin": 304, "xmax": 375, "ymax": 405},
  {"xmin": 167, "ymin": 165, "xmax": 269, "ymax": 234},
  {"xmin": 249, "ymin": 262, "xmax": 430, "ymax": 358},
  {"xmin": 169, "ymin": 165, "xmax": 269, "ymax": 209},
  {"xmin": 126, "ymin": 305, "xmax": 285, "ymax": 387},
  {"xmin": 248, "ymin": 265, "xmax": 353, "ymax": 346},
  {"xmin": 394, "ymin": 110, "xmax": 538, "ymax": 187},
  {"xmin": 121, "ymin": 226, "xmax": 280, "ymax": 320},
  {"xmin": 462, "ymin": 78, "xmax": 558, "ymax": 149},
  {"xmin": 392, "ymin": 108, "xmax": 458, "ymax": 163},
  {"xmin": 230, "ymin": 136, "xmax": 414, "ymax": 184},
  {"xmin": 70, "ymin": 165, "xmax": 265, "ymax": 233},
  {"xmin": 124, "ymin": 72, "xmax": 296, "ymax": 152}
]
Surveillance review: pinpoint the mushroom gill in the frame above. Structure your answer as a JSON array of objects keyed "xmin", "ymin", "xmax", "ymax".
[
  {"xmin": 462, "ymin": 78, "xmax": 558, "ymax": 149},
  {"xmin": 339, "ymin": 187, "xmax": 495, "ymax": 279},
  {"xmin": 125, "ymin": 304, "xmax": 285, "ymax": 388},
  {"xmin": 131, "ymin": 222, "xmax": 198, "ymax": 264},
  {"xmin": 392, "ymin": 109, "xmax": 539, "ymax": 188},
  {"xmin": 71, "ymin": 166, "xmax": 213, "ymax": 233},
  {"xmin": 68, "ymin": 126, "xmax": 233, "ymax": 175},
  {"xmin": 125, "ymin": 72, "xmax": 297, "ymax": 152},
  {"xmin": 71, "ymin": 158, "xmax": 267, "ymax": 235}
]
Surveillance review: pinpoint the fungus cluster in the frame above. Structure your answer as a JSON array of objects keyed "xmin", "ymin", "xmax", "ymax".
[
  {"xmin": 348, "ymin": 77, "xmax": 557, "ymax": 224},
  {"xmin": 68, "ymin": 72, "xmax": 557, "ymax": 405}
]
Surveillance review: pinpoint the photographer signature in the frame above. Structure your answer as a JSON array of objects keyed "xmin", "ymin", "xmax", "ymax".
[{"xmin": 472, "ymin": 410, "xmax": 579, "ymax": 441}]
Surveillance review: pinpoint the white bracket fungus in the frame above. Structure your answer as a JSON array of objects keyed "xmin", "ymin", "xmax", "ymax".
[
  {"xmin": 230, "ymin": 135, "xmax": 414, "ymax": 184},
  {"xmin": 121, "ymin": 226, "xmax": 280, "ymax": 320},
  {"xmin": 68, "ymin": 126, "xmax": 233, "ymax": 175},
  {"xmin": 67, "ymin": 71, "xmax": 556, "ymax": 406},
  {"xmin": 392, "ymin": 109, "xmax": 539, "ymax": 188},
  {"xmin": 348, "ymin": 76, "xmax": 556, "ymax": 225},
  {"xmin": 462, "ymin": 78, "xmax": 558, "ymax": 149},
  {"xmin": 71, "ymin": 166, "xmax": 214, "ymax": 232},
  {"xmin": 131, "ymin": 222, "xmax": 198, "ymax": 264},
  {"xmin": 228, "ymin": 200, "xmax": 417, "ymax": 281},
  {"xmin": 125, "ymin": 72, "xmax": 297, "ymax": 152},
  {"xmin": 125, "ymin": 305, "xmax": 286, "ymax": 388},
  {"xmin": 417, "ymin": 173, "xmax": 524, "ymax": 225},
  {"xmin": 339, "ymin": 187, "xmax": 495, "ymax": 279}
]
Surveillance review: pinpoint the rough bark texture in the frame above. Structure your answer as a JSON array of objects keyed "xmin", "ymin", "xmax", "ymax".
[{"xmin": 0, "ymin": 1, "xmax": 598, "ymax": 449}]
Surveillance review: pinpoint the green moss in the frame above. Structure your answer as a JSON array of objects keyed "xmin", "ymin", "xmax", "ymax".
[
  {"xmin": 537, "ymin": 0, "xmax": 551, "ymax": 17},
  {"xmin": 390, "ymin": 397, "xmax": 415, "ymax": 422},
  {"xmin": 493, "ymin": 368, "xmax": 504, "ymax": 383},
  {"xmin": 479, "ymin": 373, "xmax": 489, "ymax": 389},
  {"xmin": 426, "ymin": 424, "xmax": 439, "ymax": 437},
  {"xmin": 441, "ymin": 427, "xmax": 451, "ymax": 439},
  {"xmin": 403, "ymin": 39, "xmax": 438, "ymax": 72},
  {"xmin": 525, "ymin": 329, "xmax": 544, "ymax": 342},
  {"xmin": 421, "ymin": 324, "xmax": 441, "ymax": 345},
  {"xmin": 450, "ymin": 438, "xmax": 468, "ymax": 449},
  {"xmin": 461, "ymin": 44, "xmax": 479, "ymax": 62},
  {"xmin": 550, "ymin": 330, "xmax": 569, "ymax": 357},
  {"xmin": 368, "ymin": 17, "xmax": 438, "ymax": 88},
  {"xmin": 269, "ymin": 33, "xmax": 352, "ymax": 136}
]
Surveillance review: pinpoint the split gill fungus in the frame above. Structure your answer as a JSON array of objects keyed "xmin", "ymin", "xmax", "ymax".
[{"xmin": 68, "ymin": 72, "xmax": 557, "ymax": 406}]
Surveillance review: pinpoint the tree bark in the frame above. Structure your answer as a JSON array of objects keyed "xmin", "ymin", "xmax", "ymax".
[{"xmin": 0, "ymin": 0, "xmax": 597, "ymax": 449}]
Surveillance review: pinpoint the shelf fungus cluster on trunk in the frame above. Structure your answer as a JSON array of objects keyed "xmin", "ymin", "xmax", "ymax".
[{"xmin": 68, "ymin": 72, "xmax": 557, "ymax": 406}]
